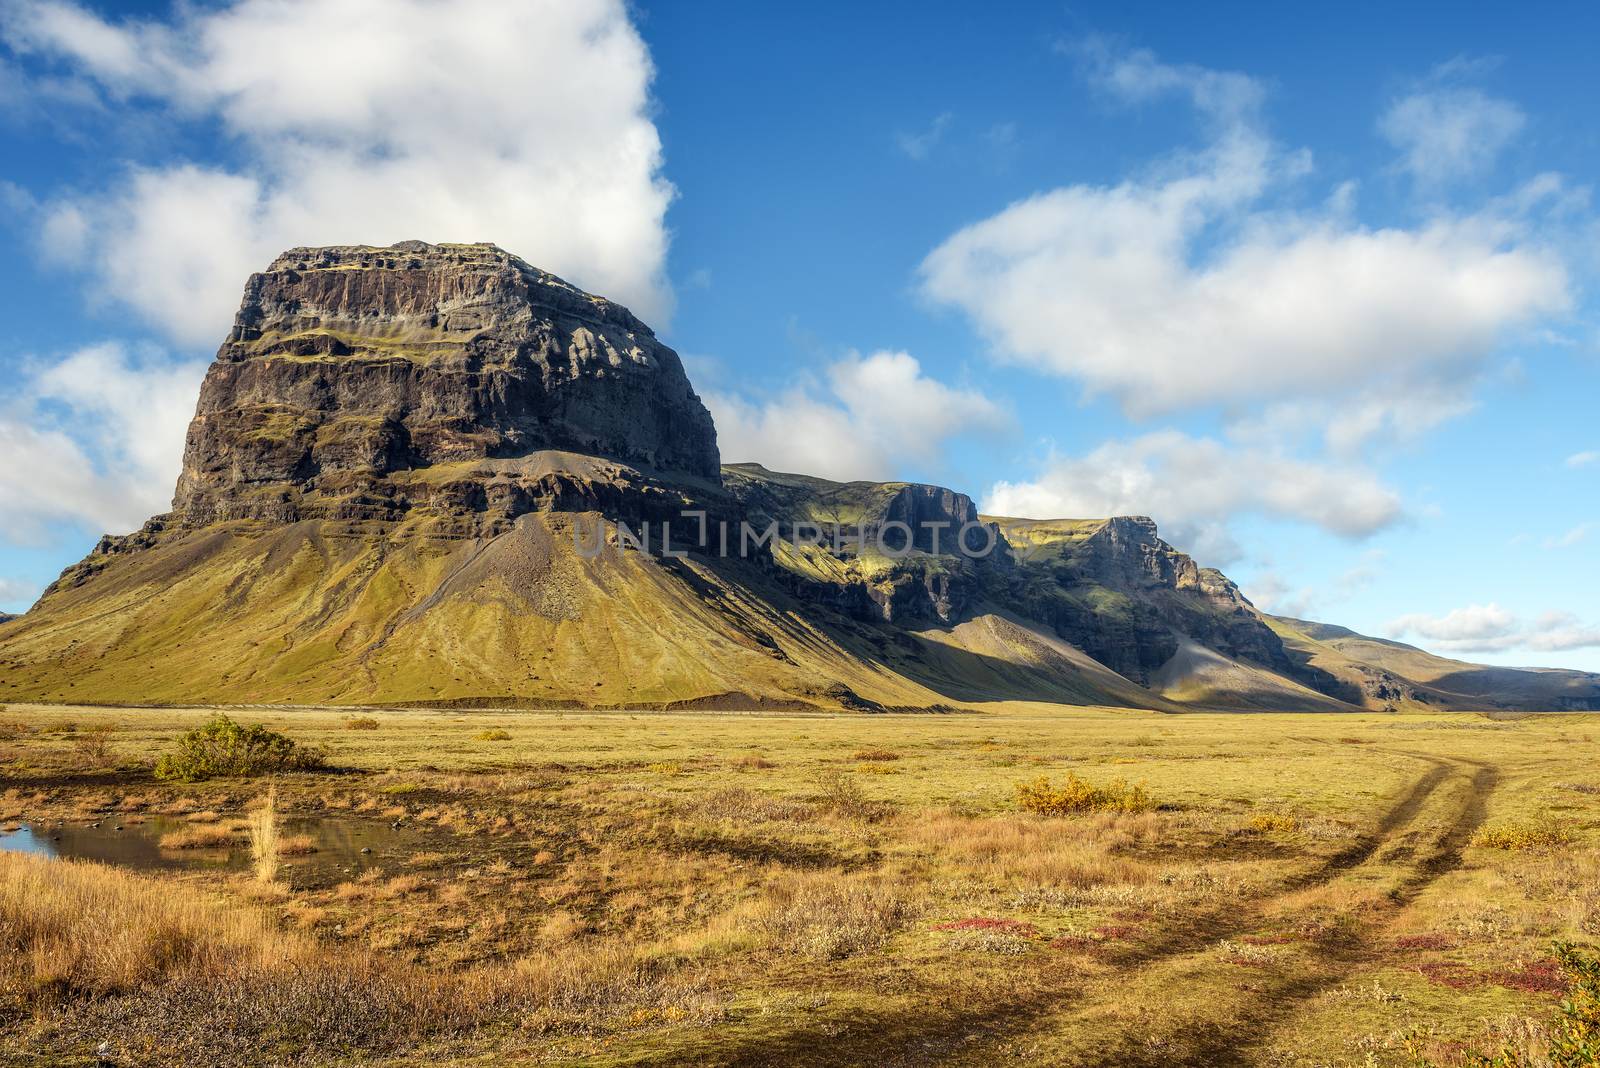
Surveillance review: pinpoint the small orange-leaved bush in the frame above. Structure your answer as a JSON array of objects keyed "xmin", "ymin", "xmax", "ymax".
[{"xmin": 1015, "ymin": 772, "xmax": 1153, "ymax": 816}]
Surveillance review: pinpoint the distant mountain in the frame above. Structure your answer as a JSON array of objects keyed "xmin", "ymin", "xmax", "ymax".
[
  {"xmin": 1270, "ymin": 616, "xmax": 1600, "ymax": 712},
  {"xmin": 1, "ymin": 242, "xmax": 1590, "ymax": 712}
]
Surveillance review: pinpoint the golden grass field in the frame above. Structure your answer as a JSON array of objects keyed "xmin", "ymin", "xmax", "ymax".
[{"xmin": 1, "ymin": 702, "xmax": 1597, "ymax": 1066}]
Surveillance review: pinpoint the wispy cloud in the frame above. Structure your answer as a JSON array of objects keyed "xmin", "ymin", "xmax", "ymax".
[
  {"xmin": 1387, "ymin": 603, "xmax": 1600, "ymax": 654},
  {"xmin": 1544, "ymin": 522, "xmax": 1597, "ymax": 549},
  {"xmin": 1379, "ymin": 65, "xmax": 1526, "ymax": 187},
  {"xmin": 1566, "ymin": 450, "xmax": 1599, "ymax": 469},
  {"xmin": 896, "ymin": 112, "xmax": 952, "ymax": 160},
  {"xmin": 0, "ymin": 577, "xmax": 39, "ymax": 606}
]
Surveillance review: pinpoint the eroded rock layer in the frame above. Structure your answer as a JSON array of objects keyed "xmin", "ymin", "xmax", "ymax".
[{"xmin": 173, "ymin": 241, "xmax": 720, "ymax": 527}]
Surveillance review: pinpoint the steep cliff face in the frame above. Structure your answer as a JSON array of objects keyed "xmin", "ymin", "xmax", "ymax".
[
  {"xmin": 993, "ymin": 515, "xmax": 1316, "ymax": 692},
  {"xmin": 173, "ymin": 241, "xmax": 719, "ymax": 527},
  {"xmin": 722, "ymin": 465, "xmax": 1008, "ymax": 624}
]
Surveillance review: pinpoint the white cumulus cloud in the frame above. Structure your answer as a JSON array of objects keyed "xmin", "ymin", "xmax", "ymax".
[
  {"xmin": 918, "ymin": 50, "xmax": 1568, "ymax": 419},
  {"xmin": 705, "ymin": 351, "xmax": 1009, "ymax": 483},
  {"xmin": 0, "ymin": 342, "xmax": 205, "ymax": 540},
  {"xmin": 2, "ymin": 0, "xmax": 675, "ymax": 345}
]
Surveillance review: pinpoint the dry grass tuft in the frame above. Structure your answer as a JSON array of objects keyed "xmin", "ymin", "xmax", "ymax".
[
  {"xmin": 276, "ymin": 833, "xmax": 317, "ymax": 857},
  {"xmin": 345, "ymin": 717, "xmax": 380, "ymax": 731},
  {"xmin": 476, "ymin": 729, "xmax": 512, "ymax": 742},
  {"xmin": 814, "ymin": 770, "xmax": 890, "ymax": 821},
  {"xmin": 912, "ymin": 810, "xmax": 1153, "ymax": 889},
  {"xmin": 750, "ymin": 876, "xmax": 917, "ymax": 960},
  {"xmin": 0, "ymin": 851, "xmax": 709, "ymax": 1065},
  {"xmin": 158, "ymin": 825, "xmax": 238, "ymax": 850},
  {"xmin": 687, "ymin": 787, "xmax": 816, "ymax": 824},
  {"xmin": 248, "ymin": 788, "xmax": 280, "ymax": 884},
  {"xmin": 851, "ymin": 748, "xmax": 901, "ymax": 762}
]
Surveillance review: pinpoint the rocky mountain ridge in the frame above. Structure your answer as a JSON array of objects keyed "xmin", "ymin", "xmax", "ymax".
[{"xmin": 3, "ymin": 242, "xmax": 1595, "ymax": 712}]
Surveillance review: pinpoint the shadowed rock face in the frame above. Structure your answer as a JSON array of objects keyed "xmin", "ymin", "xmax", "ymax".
[{"xmin": 173, "ymin": 241, "xmax": 719, "ymax": 525}]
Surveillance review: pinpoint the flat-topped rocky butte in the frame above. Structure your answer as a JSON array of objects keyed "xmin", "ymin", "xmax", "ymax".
[
  {"xmin": 2, "ymin": 241, "xmax": 1596, "ymax": 712},
  {"xmin": 174, "ymin": 241, "xmax": 719, "ymax": 527}
]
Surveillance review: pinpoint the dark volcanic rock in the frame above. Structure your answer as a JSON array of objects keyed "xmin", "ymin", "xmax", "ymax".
[
  {"xmin": 173, "ymin": 241, "xmax": 719, "ymax": 526},
  {"xmin": 722, "ymin": 466, "xmax": 1008, "ymax": 624},
  {"xmin": 1006, "ymin": 515, "xmax": 1316, "ymax": 687}
]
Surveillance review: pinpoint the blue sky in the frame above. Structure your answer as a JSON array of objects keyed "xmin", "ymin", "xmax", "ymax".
[{"xmin": 1, "ymin": 0, "xmax": 1597, "ymax": 670}]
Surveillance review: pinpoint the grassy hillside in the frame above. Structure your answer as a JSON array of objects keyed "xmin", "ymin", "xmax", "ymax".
[{"xmin": 0, "ymin": 510, "xmax": 1169, "ymax": 711}]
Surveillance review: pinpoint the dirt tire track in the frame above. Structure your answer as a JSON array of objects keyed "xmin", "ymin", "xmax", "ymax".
[
  {"xmin": 1034, "ymin": 759, "xmax": 1499, "ymax": 1068},
  {"xmin": 694, "ymin": 755, "xmax": 1463, "ymax": 1068},
  {"xmin": 1192, "ymin": 761, "xmax": 1502, "ymax": 1068}
]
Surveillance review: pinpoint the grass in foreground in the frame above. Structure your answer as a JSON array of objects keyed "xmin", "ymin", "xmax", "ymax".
[{"xmin": 0, "ymin": 703, "xmax": 1598, "ymax": 1066}]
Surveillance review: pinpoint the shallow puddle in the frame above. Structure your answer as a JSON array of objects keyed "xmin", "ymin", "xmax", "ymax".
[{"xmin": 0, "ymin": 815, "xmax": 438, "ymax": 884}]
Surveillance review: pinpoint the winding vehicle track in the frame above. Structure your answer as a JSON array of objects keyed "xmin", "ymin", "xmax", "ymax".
[
  {"xmin": 940, "ymin": 756, "xmax": 1500, "ymax": 1067},
  {"xmin": 697, "ymin": 753, "xmax": 1497, "ymax": 1068}
]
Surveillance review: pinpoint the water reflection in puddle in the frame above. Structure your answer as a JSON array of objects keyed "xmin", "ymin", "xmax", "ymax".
[{"xmin": 0, "ymin": 815, "xmax": 435, "ymax": 883}]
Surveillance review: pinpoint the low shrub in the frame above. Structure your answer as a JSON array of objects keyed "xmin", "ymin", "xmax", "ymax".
[
  {"xmin": 1472, "ymin": 817, "xmax": 1576, "ymax": 851},
  {"xmin": 68, "ymin": 724, "xmax": 117, "ymax": 766},
  {"xmin": 476, "ymin": 729, "xmax": 512, "ymax": 742},
  {"xmin": 1014, "ymin": 773, "xmax": 1154, "ymax": 815},
  {"xmin": 1248, "ymin": 813, "xmax": 1300, "ymax": 834},
  {"xmin": 345, "ymin": 717, "xmax": 380, "ymax": 731},
  {"xmin": 646, "ymin": 761, "xmax": 682, "ymax": 775},
  {"xmin": 154, "ymin": 715, "xmax": 328, "ymax": 783},
  {"xmin": 851, "ymin": 748, "xmax": 900, "ymax": 762},
  {"xmin": 1551, "ymin": 941, "xmax": 1600, "ymax": 1067}
]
